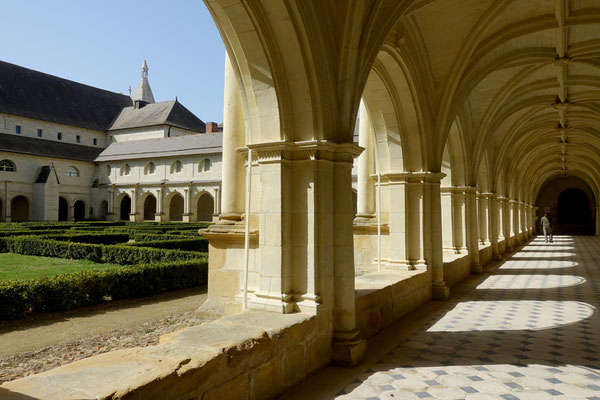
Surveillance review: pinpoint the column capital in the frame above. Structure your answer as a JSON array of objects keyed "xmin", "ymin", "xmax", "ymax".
[
  {"xmin": 239, "ymin": 140, "xmax": 363, "ymax": 164},
  {"xmin": 477, "ymin": 192, "xmax": 495, "ymax": 199}
]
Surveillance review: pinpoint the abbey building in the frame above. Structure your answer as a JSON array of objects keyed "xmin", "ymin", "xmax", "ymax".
[{"xmin": 0, "ymin": 60, "xmax": 222, "ymax": 222}]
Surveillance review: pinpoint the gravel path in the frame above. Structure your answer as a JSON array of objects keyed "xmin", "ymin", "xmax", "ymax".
[{"xmin": 0, "ymin": 286, "xmax": 214, "ymax": 384}]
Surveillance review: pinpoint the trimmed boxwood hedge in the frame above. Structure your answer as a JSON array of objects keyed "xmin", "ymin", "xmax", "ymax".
[
  {"xmin": 41, "ymin": 233, "xmax": 131, "ymax": 245},
  {"xmin": 0, "ymin": 259, "xmax": 207, "ymax": 320},
  {"xmin": 126, "ymin": 238, "xmax": 208, "ymax": 252},
  {"xmin": 6, "ymin": 236, "xmax": 200, "ymax": 265}
]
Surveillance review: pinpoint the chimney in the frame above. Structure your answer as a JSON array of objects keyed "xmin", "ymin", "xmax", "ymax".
[
  {"xmin": 134, "ymin": 100, "xmax": 148, "ymax": 109},
  {"xmin": 205, "ymin": 122, "xmax": 219, "ymax": 133}
]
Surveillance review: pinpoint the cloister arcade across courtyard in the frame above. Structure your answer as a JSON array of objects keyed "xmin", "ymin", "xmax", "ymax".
[{"xmin": 3, "ymin": 1, "xmax": 600, "ymax": 399}]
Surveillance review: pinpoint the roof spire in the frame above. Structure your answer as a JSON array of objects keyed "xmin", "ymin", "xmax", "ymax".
[{"xmin": 133, "ymin": 60, "xmax": 155, "ymax": 103}]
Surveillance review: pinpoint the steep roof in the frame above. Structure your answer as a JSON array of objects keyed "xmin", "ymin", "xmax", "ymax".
[
  {"xmin": 0, "ymin": 60, "xmax": 132, "ymax": 131},
  {"xmin": 108, "ymin": 100, "xmax": 206, "ymax": 133},
  {"xmin": 95, "ymin": 132, "xmax": 222, "ymax": 162},
  {"xmin": 0, "ymin": 133, "xmax": 104, "ymax": 162}
]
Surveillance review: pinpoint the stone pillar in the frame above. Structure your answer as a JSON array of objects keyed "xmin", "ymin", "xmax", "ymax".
[
  {"xmin": 511, "ymin": 200, "xmax": 522, "ymax": 246},
  {"xmin": 129, "ymin": 188, "xmax": 137, "ymax": 222},
  {"xmin": 453, "ymin": 188, "xmax": 468, "ymax": 253},
  {"xmin": 489, "ymin": 194, "xmax": 501, "ymax": 260},
  {"xmin": 502, "ymin": 197, "xmax": 513, "ymax": 252},
  {"xmin": 107, "ymin": 187, "xmax": 115, "ymax": 220},
  {"xmin": 427, "ymin": 173, "xmax": 450, "ymax": 300},
  {"xmin": 383, "ymin": 173, "xmax": 425, "ymax": 270},
  {"xmin": 182, "ymin": 187, "xmax": 192, "ymax": 222},
  {"xmin": 68, "ymin": 205, "xmax": 74, "ymax": 221},
  {"xmin": 220, "ymin": 52, "xmax": 246, "ymax": 222},
  {"xmin": 465, "ymin": 187, "xmax": 482, "ymax": 274},
  {"xmin": 214, "ymin": 187, "xmax": 221, "ymax": 215},
  {"xmin": 441, "ymin": 187, "xmax": 454, "ymax": 251},
  {"xmin": 407, "ymin": 175, "xmax": 427, "ymax": 270},
  {"xmin": 596, "ymin": 206, "xmax": 600, "ymax": 236},
  {"xmin": 155, "ymin": 187, "xmax": 164, "ymax": 222},
  {"xmin": 478, "ymin": 193, "xmax": 490, "ymax": 244},
  {"xmin": 356, "ymin": 101, "xmax": 375, "ymax": 219},
  {"xmin": 532, "ymin": 206, "xmax": 539, "ymax": 235}
]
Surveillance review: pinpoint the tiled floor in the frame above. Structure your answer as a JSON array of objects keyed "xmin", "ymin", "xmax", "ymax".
[{"xmin": 335, "ymin": 236, "xmax": 600, "ymax": 399}]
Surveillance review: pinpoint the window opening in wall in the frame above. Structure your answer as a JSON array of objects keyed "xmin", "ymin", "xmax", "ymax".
[
  {"xmin": 120, "ymin": 164, "xmax": 131, "ymax": 176},
  {"xmin": 37, "ymin": 129, "xmax": 43, "ymax": 137},
  {"xmin": 15, "ymin": 125, "xmax": 21, "ymax": 134},
  {"xmin": 199, "ymin": 158, "xmax": 212, "ymax": 172},
  {"xmin": 57, "ymin": 132, "xmax": 62, "ymax": 140},
  {"xmin": 93, "ymin": 138, "xmax": 97, "ymax": 145},
  {"xmin": 171, "ymin": 160, "xmax": 182, "ymax": 174},
  {"xmin": 65, "ymin": 166, "xmax": 80, "ymax": 177},
  {"xmin": 145, "ymin": 162, "xmax": 156, "ymax": 175},
  {"xmin": 76, "ymin": 135, "xmax": 81, "ymax": 143},
  {"xmin": 0, "ymin": 159, "xmax": 16, "ymax": 172}
]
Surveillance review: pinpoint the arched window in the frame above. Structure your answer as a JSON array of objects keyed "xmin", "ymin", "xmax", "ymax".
[
  {"xmin": 65, "ymin": 166, "xmax": 80, "ymax": 177},
  {"xmin": 120, "ymin": 163, "xmax": 131, "ymax": 176},
  {"xmin": 171, "ymin": 160, "xmax": 183, "ymax": 174},
  {"xmin": 144, "ymin": 162, "xmax": 156, "ymax": 175},
  {"xmin": 199, "ymin": 158, "xmax": 212, "ymax": 172},
  {"xmin": 0, "ymin": 159, "xmax": 16, "ymax": 172}
]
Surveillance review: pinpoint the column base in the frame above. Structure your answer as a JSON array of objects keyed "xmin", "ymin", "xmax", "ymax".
[
  {"xmin": 470, "ymin": 263, "xmax": 483, "ymax": 274},
  {"xmin": 219, "ymin": 212, "xmax": 242, "ymax": 222},
  {"xmin": 182, "ymin": 213, "xmax": 192, "ymax": 222},
  {"xmin": 154, "ymin": 213, "xmax": 165, "ymax": 222},
  {"xmin": 128, "ymin": 213, "xmax": 138, "ymax": 222},
  {"xmin": 432, "ymin": 281, "xmax": 450, "ymax": 300},
  {"xmin": 506, "ymin": 245, "xmax": 514, "ymax": 252},
  {"xmin": 331, "ymin": 329, "xmax": 366, "ymax": 367},
  {"xmin": 492, "ymin": 253, "xmax": 502, "ymax": 260}
]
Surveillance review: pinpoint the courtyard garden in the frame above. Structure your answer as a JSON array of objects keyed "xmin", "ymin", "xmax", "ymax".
[{"xmin": 0, "ymin": 221, "xmax": 211, "ymax": 320}]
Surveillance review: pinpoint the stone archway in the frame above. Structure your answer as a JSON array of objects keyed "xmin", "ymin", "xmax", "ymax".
[
  {"xmin": 11, "ymin": 196, "xmax": 29, "ymax": 222},
  {"xmin": 58, "ymin": 197, "xmax": 69, "ymax": 221},
  {"xmin": 120, "ymin": 196, "xmax": 131, "ymax": 221},
  {"xmin": 143, "ymin": 195, "xmax": 157, "ymax": 221},
  {"xmin": 169, "ymin": 194, "xmax": 184, "ymax": 221},
  {"xmin": 73, "ymin": 200, "xmax": 85, "ymax": 221},
  {"xmin": 196, "ymin": 193, "xmax": 214, "ymax": 222}
]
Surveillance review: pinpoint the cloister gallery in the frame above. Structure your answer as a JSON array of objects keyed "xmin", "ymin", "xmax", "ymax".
[{"xmin": 3, "ymin": 0, "xmax": 600, "ymax": 399}]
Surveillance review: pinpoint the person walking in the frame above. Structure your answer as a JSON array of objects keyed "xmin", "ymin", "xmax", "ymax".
[{"xmin": 541, "ymin": 212, "xmax": 553, "ymax": 243}]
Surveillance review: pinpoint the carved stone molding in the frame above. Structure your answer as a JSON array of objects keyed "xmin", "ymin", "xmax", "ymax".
[{"xmin": 236, "ymin": 140, "xmax": 363, "ymax": 164}]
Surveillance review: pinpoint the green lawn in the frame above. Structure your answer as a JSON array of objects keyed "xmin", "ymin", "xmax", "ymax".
[{"xmin": 0, "ymin": 253, "xmax": 124, "ymax": 282}]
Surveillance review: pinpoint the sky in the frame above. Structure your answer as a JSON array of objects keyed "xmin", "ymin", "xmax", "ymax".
[{"xmin": 2, "ymin": 0, "xmax": 226, "ymax": 123}]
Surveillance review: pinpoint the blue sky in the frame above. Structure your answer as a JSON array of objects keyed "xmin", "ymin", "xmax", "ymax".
[{"xmin": 3, "ymin": 0, "xmax": 226, "ymax": 123}]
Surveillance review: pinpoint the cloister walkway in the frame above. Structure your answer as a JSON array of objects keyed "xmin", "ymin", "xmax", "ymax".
[{"xmin": 283, "ymin": 236, "xmax": 600, "ymax": 399}]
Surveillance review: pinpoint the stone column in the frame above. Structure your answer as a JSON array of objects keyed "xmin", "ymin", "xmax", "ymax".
[
  {"xmin": 356, "ymin": 101, "xmax": 375, "ymax": 219},
  {"xmin": 533, "ymin": 206, "xmax": 539, "ymax": 235},
  {"xmin": 407, "ymin": 175, "xmax": 427, "ymax": 270},
  {"xmin": 182, "ymin": 187, "xmax": 192, "ymax": 222},
  {"xmin": 107, "ymin": 187, "xmax": 115, "ymax": 220},
  {"xmin": 465, "ymin": 187, "xmax": 482, "ymax": 274},
  {"xmin": 453, "ymin": 187, "xmax": 468, "ymax": 253},
  {"xmin": 220, "ymin": 53, "xmax": 246, "ymax": 222},
  {"xmin": 68, "ymin": 205, "xmax": 74, "ymax": 221},
  {"xmin": 214, "ymin": 187, "xmax": 221, "ymax": 215},
  {"xmin": 427, "ymin": 173, "xmax": 450, "ymax": 300},
  {"xmin": 489, "ymin": 194, "xmax": 501, "ymax": 260},
  {"xmin": 129, "ymin": 188, "xmax": 138, "ymax": 222},
  {"xmin": 511, "ymin": 200, "xmax": 522, "ymax": 246},
  {"xmin": 502, "ymin": 197, "xmax": 513, "ymax": 252},
  {"xmin": 478, "ymin": 193, "xmax": 490, "ymax": 244},
  {"xmin": 441, "ymin": 187, "xmax": 454, "ymax": 251},
  {"xmin": 155, "ymin": 187, "xmax": 164, "ymax": 222},
  {"xmin": 596, "ymin": 206, "xmax": 600, "ymax": 236}
]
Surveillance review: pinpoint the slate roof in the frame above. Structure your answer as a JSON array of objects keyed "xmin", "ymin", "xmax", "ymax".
[
  {"xmin": 95, "ymin": 132, "xmax": 222, "ymax": 162},
  {"xmin": 108, "ymin": 100, "xmax": 206, "ymax": 133},
  {"xmin": 0, "ymin": 60, "xmax": 132, "ymax": 131},
  {"xmin": 0, "ymin": 133, "xmax": 104, "ymax": 162}
]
